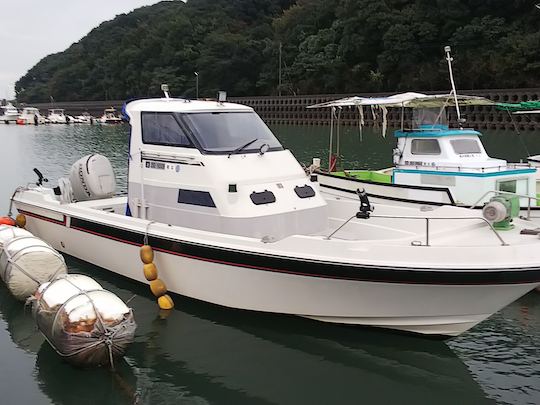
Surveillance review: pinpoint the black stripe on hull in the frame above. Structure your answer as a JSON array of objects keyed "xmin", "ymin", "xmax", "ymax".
[
  {"xmin": 320, "ymin": 183, "xmax": 452, "ymax": 207},
  {"xmin": 318, "ymin": 174, "xmax": 540, "ymax": 211},
  {"xmin": 66, "ymin": 217, "xmax": 540, "ymax": 286},
  {"xmin": 319, "ymin": 173, "xmax": 456, "ymax": 204}
]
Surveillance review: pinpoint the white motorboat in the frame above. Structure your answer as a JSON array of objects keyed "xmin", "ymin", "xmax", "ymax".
[
  {"xmin": 17, "ymin": 107, "xmax": 46, "ymax": 125},
  {"xmin": 11, "ymin": 90, "xmax": 540, "ymax": 337},
  {"xmin": 1, "ymin": 103, "xmax": 19, "ymax": 123},
  {"xmin": 309, "ymin": 47, "xmax": 540, "ymax": 216},
  {"xmin": 47, "ymin": 109, "xmax": 68, "ymax": 124},
  {"xmin": 72, "ymin": 112, "xmax": 95, "ymax": 124},
  {"xmin": 98, "ymin": 107, "xmax": 122, "ymax": 124}
]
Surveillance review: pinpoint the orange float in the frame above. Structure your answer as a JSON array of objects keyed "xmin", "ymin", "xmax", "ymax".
[{"xmin": 0, "ymin": 217, "xmax": 15, "ymax": 226}]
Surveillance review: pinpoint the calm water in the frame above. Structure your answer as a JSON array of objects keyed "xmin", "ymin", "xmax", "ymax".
[{"xmin": 0, "ymin": 123, "xmax": 539, "ymax": 405}]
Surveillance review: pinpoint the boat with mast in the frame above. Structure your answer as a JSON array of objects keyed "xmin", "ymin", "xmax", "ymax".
[{"xmin": 308, "ymin": 47, "xmax": 540, "ymax": 216}]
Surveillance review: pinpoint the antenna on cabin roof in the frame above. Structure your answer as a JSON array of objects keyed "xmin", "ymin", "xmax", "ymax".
[
  {"xmin": 161, "ymin": 84, "xmax": 171, "ymax": 100},
  {"xmin": 444, "ymin": 46, "xmax": 463, "ymax": 128}
]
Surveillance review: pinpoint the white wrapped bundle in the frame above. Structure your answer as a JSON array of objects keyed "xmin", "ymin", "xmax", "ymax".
[
  {"xmin": 33, "ymin": 274, "xmax": 136, "ymax": 367},
  {"xmin": 0, "ymin": 230, "xmax": 67, "ymax": 301},
  {"xmin": 0, "ymin": 225, "xmax": 32, "ymax": 250}
]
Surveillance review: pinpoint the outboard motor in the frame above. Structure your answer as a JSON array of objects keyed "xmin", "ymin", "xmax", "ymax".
[
  {"xmin": 482, "ymin": 195, "xmax": 519, "ymax": 230},
  {"xmin": 54, "ymin": 154, "xmax": 116, "ymax": 203},
  {"xmin": 69, "ymin": 154, "xmax": 116, "ymax": 201}
]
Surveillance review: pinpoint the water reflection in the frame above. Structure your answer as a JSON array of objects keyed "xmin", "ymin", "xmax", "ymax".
[
  {"xmin": 36, "ymin": 344, "xmax": 138, "ymax": 405},
  {"xmin": 449, "ymin": 294, "xmax": 540, "ymax": 405}
]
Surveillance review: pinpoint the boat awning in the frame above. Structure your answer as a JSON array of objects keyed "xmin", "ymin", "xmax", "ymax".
[
  {"xmin": 307, "ymin": 93, "xmax": 494, "ymax": 109},
  {"xmin": 496, "ymin": 101, "xmax": 540, "ymax": 113}
]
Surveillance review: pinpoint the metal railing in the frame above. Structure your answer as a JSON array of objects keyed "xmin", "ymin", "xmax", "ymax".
[
  {"xmin": 469, "ymin": 190, "xmax": 540, "ymax": 220},
  {"xmin": 326, "ymin": 213, "xmax": 507, "ymax": 246},
  {"xmin": 397, "ymin": 163, "xmax": 536, "ymax": 173}
]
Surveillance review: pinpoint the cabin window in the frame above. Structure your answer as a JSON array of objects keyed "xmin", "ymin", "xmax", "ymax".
[
  {"xmin": 411, "ymin": 139, "xmax": 441, "ymax": 155},
  {"xmin": 451, "ymin": 139, "xmax": 482, "ymax": 154},
  {"xmin": 177, "ymin": 189, "xmax": 216, "ymax": 207},
  {"xmin": 142, "ymin": 112, "xmax": 193, "ymax": 147},
  {"xmin": 180, "ymin": 112, "xmax": 283, "ymax": 154},
  {"xmin": 497, "ymin": 180, "xmax": 517, "ymax": 194}
]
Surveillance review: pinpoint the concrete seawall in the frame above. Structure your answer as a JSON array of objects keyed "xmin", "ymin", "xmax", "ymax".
[{"xmin": 27, "ymin": 88, "xmax": 540, "ymax": 130}]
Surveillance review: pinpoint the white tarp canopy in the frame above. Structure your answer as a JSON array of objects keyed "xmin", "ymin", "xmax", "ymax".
[{"xmin": 307, "ymin": 92, "xmax": 494, "ymax": 109}]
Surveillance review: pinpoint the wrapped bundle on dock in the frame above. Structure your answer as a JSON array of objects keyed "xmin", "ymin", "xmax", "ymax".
[
  {"xmin": 32, "ymin": 274, "xmax": 136, "ymax": 367},
  {"xmin": 0, "ymin": 225, "xmax": 67, "ymax": 300}
]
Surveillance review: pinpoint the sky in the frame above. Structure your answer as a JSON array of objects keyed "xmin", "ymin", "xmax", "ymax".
[{"xmin": 0, "ymin": 0, "xmax": 170, "ymax": 100}]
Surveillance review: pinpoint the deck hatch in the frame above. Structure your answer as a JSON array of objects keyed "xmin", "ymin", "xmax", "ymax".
[
  {"xmin": 250, "ymin": 190, "xmax": 276, "ymax": 205},
  {"xmin": 294, "ymin": 185, "xmax": 316, "ymax": 198}
]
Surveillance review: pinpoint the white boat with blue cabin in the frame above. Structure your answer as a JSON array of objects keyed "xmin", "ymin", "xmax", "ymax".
[
  {"xmin": 310, "ymin": 47, "xmax": 540, "ymax": 218},
  {"xmin": 10, "ymin": 86, "xmax": 540, "ymax": 337}
]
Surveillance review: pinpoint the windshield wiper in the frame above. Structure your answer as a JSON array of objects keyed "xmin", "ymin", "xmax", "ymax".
[{"xmin": 228, "ymin": 138, "xmax": 258, "ymax": 158}]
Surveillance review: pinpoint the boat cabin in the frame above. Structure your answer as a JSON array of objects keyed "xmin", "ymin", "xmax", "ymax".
[
  {"xmin": 392, "ymin": 118, "xmax": 535, "ymax": 205},
  {"xmin": 103, "ymin": 108, "xmax": 118, "ymax": 118},
  {"xmin": 124, "ymin": 97, "xmax": 327, "ymax": 239},
  {"xmin": 21, "ymin": 107, "xmax": 40, "ymax": 115}
]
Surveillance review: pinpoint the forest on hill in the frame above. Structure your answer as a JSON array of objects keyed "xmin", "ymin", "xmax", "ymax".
[{"xmin": 15, "ymin": 0, "xmax": 540, "ymax": 103}]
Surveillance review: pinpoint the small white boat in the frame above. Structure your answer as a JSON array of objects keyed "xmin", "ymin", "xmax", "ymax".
[
  {"xmin": 1, "ymin": 103, "xmax": 19, "ymax": 124},
  {"xmin": 47, "ymin": 109, "xmax": 68, "ymax": 124},
  {"xmin": 98, "ymin": 108, "xmax": 122, "ymax": 124},
  {"xmin": 72, "ymin": 112, "xmax": 95, "ymax": 124},
  {"xmin": 17, "ymin": 107, "xmax": 46, "ymax": 125},
  {"xmin": 11, "ymin": 89, "xmax": 540, "ymax": 337}
]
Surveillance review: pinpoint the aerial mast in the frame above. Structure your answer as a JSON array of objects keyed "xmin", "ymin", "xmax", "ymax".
[{"xmin": 444, "ymin": 46, "xmax": 462, "ymax": 127}]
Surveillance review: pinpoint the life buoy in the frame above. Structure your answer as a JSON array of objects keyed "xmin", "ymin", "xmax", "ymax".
[{"xmin": 0, "ymin": 217, "xmax": 16, "ymax": 226}]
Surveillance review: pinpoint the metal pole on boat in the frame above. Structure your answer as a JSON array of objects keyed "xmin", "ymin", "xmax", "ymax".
[
  {"xmin": 328, "ymin": 107, "xmax": 335, "ymax": 172},
  {"xmin": 278, "ymin": 42, "xmax": 282, "ymax": 97},
  {"xmin": 336, "ymin": 107, "xmax": 341, "ymax": 169},
  {"xmin": 400, "ymin": 103, "xmax": 404, "ymax": 131},
  {"xmin": 444, "ymin": 46, "xmax": 462, "ymax": 126},
  {"xmin": 194, "ymin": 72, "xmax": 199, "ymax": 99}
]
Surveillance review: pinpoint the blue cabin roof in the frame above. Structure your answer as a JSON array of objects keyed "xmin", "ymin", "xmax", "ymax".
[{"xmin": 394, "ymin": 125, "xmax": 482, "ymax": 138}]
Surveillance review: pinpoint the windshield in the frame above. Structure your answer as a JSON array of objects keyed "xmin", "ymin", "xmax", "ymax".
[
  {"xmin": 180, "ymin": 112, "xmax": 283, "ymax": 153},
  {"xmin": 412, "ymin": 107, "xmax": 447, "ymax": 128}
]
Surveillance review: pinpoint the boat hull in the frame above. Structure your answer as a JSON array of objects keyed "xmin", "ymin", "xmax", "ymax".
[
  {"xmin": 16, "ymin": 205, "xmax": 539, "ymax": 337},
  {"xmin": 1, "ymin": 114, "xmax": 19, "ymax": 123}
]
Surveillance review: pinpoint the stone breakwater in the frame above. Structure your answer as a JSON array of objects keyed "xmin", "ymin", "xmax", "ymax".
[{"xmin": 27, "ymin": 88, "xmax": 540, "ymax": 130}]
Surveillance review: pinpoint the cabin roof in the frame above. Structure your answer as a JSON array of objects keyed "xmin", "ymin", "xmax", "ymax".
[
  {"xmin": 126, "ymin": 98, "xmax": 253, "ymax": 115},
  {"xmin": 394, "ymin": 127, "xmax": 482, "ymax": 138}
]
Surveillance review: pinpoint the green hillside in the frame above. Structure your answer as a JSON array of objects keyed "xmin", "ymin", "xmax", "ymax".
[{"xmin": 15, "ymin": 0, "xmax": 540, "ymax": 103}]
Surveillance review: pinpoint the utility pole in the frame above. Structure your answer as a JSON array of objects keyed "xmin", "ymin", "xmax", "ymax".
[
  {"xmin": 194, "ymin": 72, "xmax": 199, "ymax": 99},
  {"xmin": 278, "ymin": 42, "xmax": 282, "ymax": 97}
]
